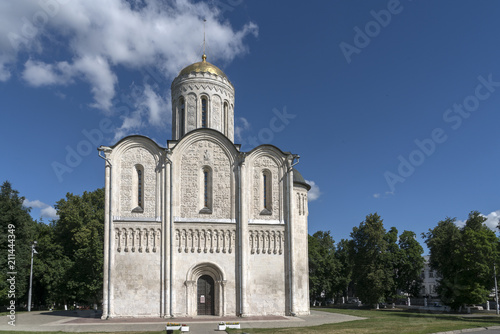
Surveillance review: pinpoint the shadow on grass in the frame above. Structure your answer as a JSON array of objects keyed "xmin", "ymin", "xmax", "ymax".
[
  {"xmin": 386, "ymin": 309, "xmax": 500, "ymax": 321},
  {"xmin": 317, "ymin": 307, "xmax": 500, "ymax": 324},
  {"xmin": 39, "ymin": 309, "xmax": 102, "ymax": 318}
]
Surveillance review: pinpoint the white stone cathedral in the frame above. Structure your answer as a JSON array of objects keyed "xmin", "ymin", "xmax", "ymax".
[{"xmin": 98, "ymin": 54, "xmax": 310, "ymax": 318}]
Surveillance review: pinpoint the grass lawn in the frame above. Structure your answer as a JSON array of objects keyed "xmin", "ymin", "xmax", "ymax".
[
  {"xmin": 1, "ymin": 308, "xmax": 499, "ymax": 334},
  {"xmin": 0, "ymin": 332, "xmax": 166, "ymax": 334},
  {"xmin": 227, "ymin": 308, "xmax": 500, "ymax": 334}
]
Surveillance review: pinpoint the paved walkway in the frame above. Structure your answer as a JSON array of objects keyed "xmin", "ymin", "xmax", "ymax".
[{"xmin": 0, "ymin": 309, "xmax": 365, "ymax": 333}]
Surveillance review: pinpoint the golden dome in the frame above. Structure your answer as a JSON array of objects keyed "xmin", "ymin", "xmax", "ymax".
[{"xmin": 178, "ymin": 54, "xmax": 228, "ymax": 79}]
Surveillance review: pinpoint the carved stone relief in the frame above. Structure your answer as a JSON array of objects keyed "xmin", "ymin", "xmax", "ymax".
[
  {"xmin": 249, "ymin": 227, "xmax": 284, "ymax": 255},
  {"xmin": 228, "ymin": 105, "xmax": 234, "ymax": 141},
  {"xmin": 119, "ymin": 146, "xmax": 157, "ymax": 218},
  {"xmin": 186, "ymin": 93, "xmax": 197, "ymax": 132},
  {"xmin": 180, "ymin": 140, "xmax": 232, "ymax": 219},
  {"xmin": 212, "ymin": 95, "xmax": 221, "ymax": 132},
  {"xmin": 115, "ymin": 227, "xmax": 161, "ymax": 253},
  {"xmin": 253, "ymin": 156, "xmax": 280, "ymax": 220},
  {"xmin": 175, "ymin": 228, "xmax": 235, "ymax": 254}
]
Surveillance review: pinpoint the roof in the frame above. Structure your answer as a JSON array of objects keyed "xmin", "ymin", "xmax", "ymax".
[
  {"xmin": 293, "ymin": 168, "xmax": 311, "ymax": 191},
  {"xmin": 177, "ymin": 54, "xmax": 228, "ymax": 80}
]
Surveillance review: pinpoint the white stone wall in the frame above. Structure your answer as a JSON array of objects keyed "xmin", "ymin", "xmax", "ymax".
[
  {"xmin": 246, "ymin": 225, "xmax": 286, "ymax": 316},
  {"xmin": 103, "ymin": 137, "xmax": 164, "ymax": 318},
  {"xmin": 112, "ymin": 223, "xmax": 162, "ymax": 316},
  {"xmin": 291, "ymin": 185, "xmax": 310, "ymax": 315}
]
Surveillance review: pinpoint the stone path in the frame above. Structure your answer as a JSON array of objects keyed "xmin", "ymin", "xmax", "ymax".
[{"xmin": 0, "ymin": 309, "xmax": 365, "ymax": 333}]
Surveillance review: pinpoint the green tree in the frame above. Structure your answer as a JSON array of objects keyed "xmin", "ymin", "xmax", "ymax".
[
  {"xmin": 32, "ymin": 219, "xmax": 72, "ymax": 308},
  {"xmin": 0, "ymin": 181, "xmax": 36, "ymax": 306},
  {"xmin": 334, "ymin": 239, "xmax": 352, "ymax": 302},
  {"xmin": 396, "ymin": 230, "xmax": 424, "ymax": 297},
  {"xmin": 349, "ymin": 213, "xmax": 394, "ymax": 307},
  {"xmin": 52, "ymin": 188, "xmax": 105, "ymax": 305},
  {"xmin": 425, "ymin": 211, "xmax": 499, "ymax": 310},
  {"xmin": 384, "ymin": 226, "xmax": 400, "ymax": 301},
  {"xmin": 308, "ymin": 231, "xmax": 339, "ymax": 305}
]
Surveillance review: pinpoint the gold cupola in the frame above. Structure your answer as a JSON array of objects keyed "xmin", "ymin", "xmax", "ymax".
[{"xmin": 177, "ymin": 54, "xmax": 228, "ymax": 80}]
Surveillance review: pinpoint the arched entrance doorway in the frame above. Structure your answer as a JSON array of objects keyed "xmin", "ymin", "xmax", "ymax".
[
  {"xmin": 185, "ymin": 262, "xmax": 226, "ymax": 316},
  {"xmin": 197, "ymin": 275, "xmax": 215, "ymax": 315}
]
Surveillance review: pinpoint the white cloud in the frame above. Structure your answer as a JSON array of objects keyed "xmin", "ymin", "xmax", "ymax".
[
  {"xmin": 235, "ymin": 117, "xmax": 251, "ymax": 142},
  {"xmin": 455, "ymin": 210, "xmax": 500, "ymax": 231},
  {"xmin": 23, "ymin": 199, "xmax": 46, "ymax": 208},
  {"xmin": 1, "ymin": 0, "xmax": 258, "ymax": 120},
  {"xmin": 373, "ymin": 191, "xmax": 394, "ymax": 199},
  {"xmin": 305, "ymin": 180, "xmax": 321, "ymax": 202},
  {"xmin": 455, "ymin": 219, "xmax": 466, "ymax": 228},
  {"xmin": 22, "ymin": 59, "xmax": 74, "ymax": 86},
  {"xmin": 23, "ymin": 198, "xmax": 59, "ymax": 220},
  {"xmin": 141, "ymin": 84, "xmax": 169, "ymax": 125},
  {"xmin": 483, "ymin": 210, "xmax": 500, "ymax": 230},
  {"xmin": 114, "ymin": 109, "xmax": 144, "ymax": 141},
  {"xmin": 75, "ymin": 55, "xmax": 118, "ymax": 111},
  {"xmin": 112, "ymin": 83, "xmax": 171, "ymax": 141},
  {"xmin": 40, "ymin": 206, "xmax": 59, "ymax": 219}
]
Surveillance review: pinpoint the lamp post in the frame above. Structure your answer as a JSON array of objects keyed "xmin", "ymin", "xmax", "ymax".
[
  {"xmin": 27, "ymin": 241, "xmax": 37, "ymax": 312},
  {"xmin": 494, "ymin": 264, "xmax": 499, "ymax": 315}
]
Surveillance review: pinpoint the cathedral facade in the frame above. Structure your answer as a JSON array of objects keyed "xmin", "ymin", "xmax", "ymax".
[{"xmin": 98, "ymin": 54, "xmax": 310, "ymax": 318}]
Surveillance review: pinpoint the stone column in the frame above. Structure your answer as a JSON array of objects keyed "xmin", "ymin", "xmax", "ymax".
[
  {"xmin": 217, "ymin": 280, "xmax": 227, "ymax": 316},
  {"xmin": 101, "ymin": 157, "xmax": 110, "ymax": 319},
  {"xmin": 238, "ymin": 154, "xmax": 248, "ymax": 316},
  {"xmin": 185, "ymin": 280, "xmax": 195, "ymax": 316},
  {"xmin": 287, "ymin": 165, "xmax": 295, "ymax": 314},
  {"xmin": 222, "ymin": 280, "xmax": 227, "ymax": 316},
  {"xmin": 161, "ymin": 155, "xmax": 169, "ymax": 317}
]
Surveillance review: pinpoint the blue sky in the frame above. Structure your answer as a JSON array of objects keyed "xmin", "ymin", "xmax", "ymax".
[{"xmin": 1, "ymin": 0, "xmax": 499, "ymax": 253}]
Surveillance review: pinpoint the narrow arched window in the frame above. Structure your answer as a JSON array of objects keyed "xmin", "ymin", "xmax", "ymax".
[
  {"xmin": 179, "ymin": 97, "xmax": 185, "ymax": 137},
  {"xmin": 261, "ymin": 170, "xmax": 272, "ymax": 215},
  {"xmin": 204, "ymin": 169, "xmax": 209, "ymax": 208},
  {"xmin": 201, "ymin": 97, "xmax": 208, "ymax": 128},
  {"xmin": 263, "ymin": 174, "xmax": 268, "ymax": 209},
  {"xmin": 303, "ymin": 194, "xmax": 307, "ymax": 215},
  {"xmin": 223, "ymin": 101, "xmax": 228, "ymax": 136},
  {"xmin": 138, "ymin": 169, "xmax": 143, "ymax": 207},
  {"xmin": 132, "ymin": 165, "xmax": 144, "ymax": 213},
  {"xmin": 200, "ymin": 166, "xmax": 212, "ymax": 214},
  {"xmin": 297, "ymin": 193, "xmax": 302, "ymax": 215}
]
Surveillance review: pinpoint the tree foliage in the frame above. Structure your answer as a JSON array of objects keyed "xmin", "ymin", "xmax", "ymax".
[
  {"xmin": 424, "ymin": 211, "xmax": 499, "ymax": 310},
  {"xmin": 334, "ymin": 238, "xmax": 352, "ymax": 301},
  {"xmin": 0, "ymin": 181, "xmax": 36, "ymax": 305},
  {"xmin": 0, "ymin": 182, "xmax": 104, "ymax": 309},
  {"xmin": 396, "ymin": 230, "xmax": 424, "ymax": 297},
  {"xmin": 349, "ymin": 213, "xmax": 394, "ymax": 306},
  {"xmin": 309, "ymin": 213, "xmax": 425, "ymax": 307},
  {"xmin": 32, "ymin": 219, "xmax": 73, "ymax": 306},
  {"xmin": 52, "ymin": 189, "xmax": 105, "ymax": 304},
  {"xmin": 308, "ymin": 231, "xmax": 339, "ymax": 304}
]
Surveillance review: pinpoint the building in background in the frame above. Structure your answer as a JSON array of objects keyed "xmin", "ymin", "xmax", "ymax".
[{"xmin": 420, "ymin": 255, "xmax": 439, "ymax": 298}]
